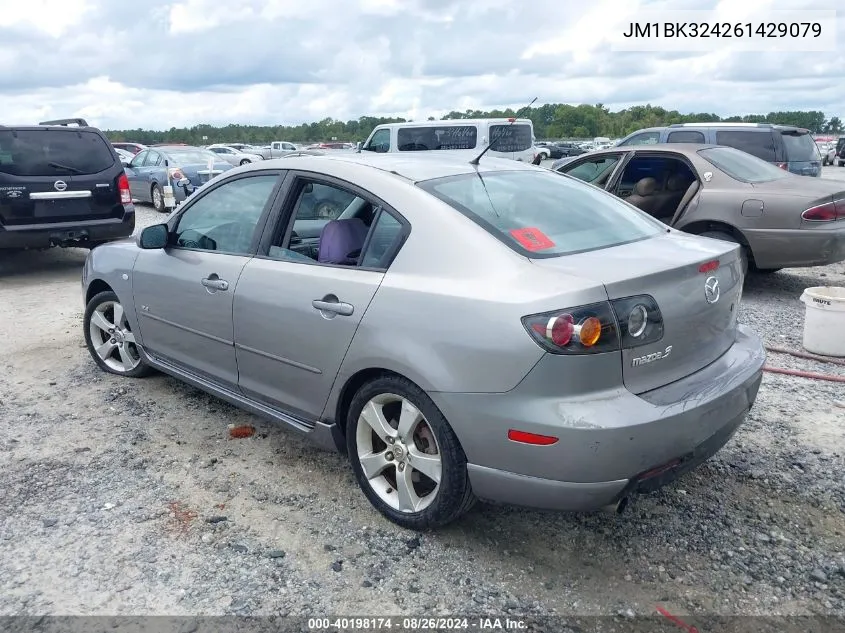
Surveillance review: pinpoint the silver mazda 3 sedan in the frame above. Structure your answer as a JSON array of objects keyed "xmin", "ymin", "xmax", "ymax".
[{"xmin": 80, "ymin": 152, "xmax": 766, "ymax": 530}]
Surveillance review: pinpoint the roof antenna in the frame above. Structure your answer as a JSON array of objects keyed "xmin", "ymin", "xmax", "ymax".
[{"xmin": 469, "ymin": 97, "xmax": 537, "ymax": 166}]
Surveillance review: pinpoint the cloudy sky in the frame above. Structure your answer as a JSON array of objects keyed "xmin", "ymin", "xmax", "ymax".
[{"xmin": 0, "ymin": 0, "xmax": 840, "ymax": 130}]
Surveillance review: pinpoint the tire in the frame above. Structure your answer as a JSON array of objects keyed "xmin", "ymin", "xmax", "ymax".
[
  {"xmin": 699, "ymin": 231, "xmax": 749, "ymax": 277},
  {"xmin": 239, "ymin": 159, "xmax": 251, "ymax": 166},
  {"xmin": 753, "ymin": 267, "xmax": 782, "ymax": 274},
  {"xmin": 151, "ymin": 183, "xmax": 166, "ymax": 213},
  {"xmin": 83, "ymin": 291, "xmax": 153, "ymax": 378},
  {"xmin": 346, "ymin": 375, "xmax": 475, "ymax": 530}
]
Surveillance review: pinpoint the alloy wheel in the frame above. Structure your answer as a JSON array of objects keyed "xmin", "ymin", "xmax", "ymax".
[
  {"xmin": 87, "ymin": 300, "xmax": 141, "ymax": 373},
  {"xmin": 355, "ymin": 393, "xmax": 442, "ymax": 513}
]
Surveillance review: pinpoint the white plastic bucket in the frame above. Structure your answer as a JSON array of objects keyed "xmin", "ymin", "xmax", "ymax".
[{"xmin": 799, "ymin": 286, "xmax": 845, "ymax": 357}]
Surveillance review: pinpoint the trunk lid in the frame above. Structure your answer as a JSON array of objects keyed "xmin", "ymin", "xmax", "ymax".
[
  {"xmin": 178, "ymin": 161, "xmax": 232, "ymax": 186},
  {"xmin": 532, "ymin": 232, "xmax": 743, "ymax": 394}
]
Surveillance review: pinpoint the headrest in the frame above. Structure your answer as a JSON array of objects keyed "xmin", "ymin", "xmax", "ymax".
[
  {"xmin": 666, "ymin": 175, "xmax": 688, "ymax": 191},
  {"xmin": 634, "ymin": 177, "xmax": 657, "ymax": 196}
]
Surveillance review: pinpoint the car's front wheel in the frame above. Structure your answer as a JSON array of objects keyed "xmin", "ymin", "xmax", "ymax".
[
  {"xmin": 347, "ymin": 376, "xmax": 475, "ymax": 530},
  {"xmin": 83, "ymin": 290, "xmax": 152, "ymax": 378},
  {"xmin": 239, "ymin": 159, "xmax": 251, "ymax": 165}
]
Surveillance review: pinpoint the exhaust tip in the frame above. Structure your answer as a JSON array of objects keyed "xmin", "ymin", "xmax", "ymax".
[
  {"xmin": 616, "ymin": 496, "xmax": 629, "ymax": 514},
  {"xmin": 602, "ymin": 496, "xmax": 630, "ymax": 515}
]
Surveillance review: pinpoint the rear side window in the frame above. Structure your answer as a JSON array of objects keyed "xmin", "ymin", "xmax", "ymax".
[
  {"xmin": 781, "ymin": 131, "xmax": 820, "ymax": 161},
  {"xmin": 489, "ymin": 124, "xmax": 533, "ymax": 152},
  {"xmin": 0, "ymin": 129, "xmax": 115, "ymax": 176},
  {"xmin": 418, "ymin": 170, "xmax": 662, "ymax": 258},
  {"xmin": 714, "ymin": 130, "xmax": 777, "ymax": 161},
  {"xmin": 667, "ymin": 130, "xmax": 705, "ymax": 143},
  {"xmin": 397, "ymin": 126, "xmax": 477, "ymax": 151}
]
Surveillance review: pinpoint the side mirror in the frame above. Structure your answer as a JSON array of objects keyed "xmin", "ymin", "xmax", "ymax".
[{"xmin": 139, "ymin": 224, "xmax": 169, "ymax": 249}]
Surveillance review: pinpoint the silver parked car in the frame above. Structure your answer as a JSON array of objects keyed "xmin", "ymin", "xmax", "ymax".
[
  {"xmin": 205, "ymin": 144, "xmax": 264, "ymax": 166},
  {"xmin": 81, "ymin": 153, "xmax": 765, "ymax": 529}
]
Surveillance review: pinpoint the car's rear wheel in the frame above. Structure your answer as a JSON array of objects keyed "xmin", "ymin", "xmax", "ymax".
[
  {"xmin": 239, "ymin": 159, "xmax": 251, "ymax": 165},
  {"xmin": 699, "ymin": 231, "xmax": 749, "ymax": 277},
  {"xmin": 83, "ymin": 291, "xmax": 152, "ymax": 378},
  {"xmin": 346, "ymin": 375, "xmax": 475, "ymax": 530},
  {"xmin": 151, "ymin": 183, "xmax": 166, "ymax": 213}
]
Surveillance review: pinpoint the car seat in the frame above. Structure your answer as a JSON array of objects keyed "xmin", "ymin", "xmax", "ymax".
[{"xmin": 317, "ymin": 218, "xmax": 369, "ymax": 265}]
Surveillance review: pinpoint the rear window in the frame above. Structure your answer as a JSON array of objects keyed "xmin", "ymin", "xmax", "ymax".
[
  {"xmin": 489, "ymin": 124, "xmax": 533, "ymax": 152},
  {"xmin": 698, "ymin": 147, "xmax": 790, "ymax": 183},
  {"xmin": 781, "ymin": 131, "xmax": 820, "ymax": 161},
  {"xmin": 0, "ymin": 129, "xmax": 115, "ymax": 176},
  {"xmin": 417, "ymin": 169, "xmax": 662, "ymax": 258},
  {"xmin": 714, "ymin": 130, "xmax": 777, "ymax": 161},
  {"xmin": 397, "ymin": 126, "xmax": 477, "ymax": 151}
]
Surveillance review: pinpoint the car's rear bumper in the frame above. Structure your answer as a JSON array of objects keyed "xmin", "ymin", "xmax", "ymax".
[
  {"xmin": 429, "ymin": 324, "xmax": 765, "ymax": 512},
  {"xmin": 0, "ymin": 211, "xmax": 135, "ymax": 249},
  {"xmin": 744, "ymin": 225, "xmax": 845, "ymax": 269}
]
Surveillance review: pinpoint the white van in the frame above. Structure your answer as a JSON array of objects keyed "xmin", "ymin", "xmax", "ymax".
[{"xmin": 359, "ymin": 118, "xmax": 538, "ymax": 162}]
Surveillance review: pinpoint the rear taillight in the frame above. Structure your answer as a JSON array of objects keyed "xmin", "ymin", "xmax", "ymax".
[
  {"xmin": 168, "ymin": 167, "xmax": 184, "ymax": 180},
  {"xmin": 775, "ymin": 162, "xmax": 788, "ymax": 170},
  {"xmin": 522, "ymin": 296, "xmax": 665, "ymax": 355},
  {"xmin": 802, "ymin": 200, "xmax": 845, "ymax": 222},
  {"xmin": 117, "ymin": 173, "xmax": 131, "ymax": 205},
  {"xmin": 522, "ymin": 302, "xmax": 619, "ymax": 355}
]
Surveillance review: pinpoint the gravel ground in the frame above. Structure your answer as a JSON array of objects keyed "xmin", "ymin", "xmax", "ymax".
[{"xmin": 1, "ymin": 167, "xmax": 845, "ymax": 622}]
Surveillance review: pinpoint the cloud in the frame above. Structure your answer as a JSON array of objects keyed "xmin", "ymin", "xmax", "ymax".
[{"xmin": 0, "ymin": 0, "xmax": 841, "ymax": 130}]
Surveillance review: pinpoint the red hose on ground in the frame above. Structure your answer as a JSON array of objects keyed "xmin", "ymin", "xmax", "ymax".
[
  {"xmin": 763, "ymin": 365, "xmax": 845, "ymax": 383},
  {"xmin": 765, "ymin": 345, "xmax": 845, "ymax": 367}
]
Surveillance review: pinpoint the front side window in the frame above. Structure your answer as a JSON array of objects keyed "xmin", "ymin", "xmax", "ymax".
[
  {"xmin": 562, "ymin": 156, "xmax": 621, "ymax": 184},
  {"xmin": 130, "ymin": 150, "xmax": 148, "ymax": 168},
  {"xmin": 397, "ymin": 126, "xmax": 477, "ymax": 151},
  {"xmin": 418, "ymin": 169, "xmax": 662, "ymax": 258},
  {"xmin": 173, "ymin": 175, "xmax": 278, "ymax": 254},
  {"xmin": 365, "ymin": 129, "xmax": 391, "ymax": 153}
]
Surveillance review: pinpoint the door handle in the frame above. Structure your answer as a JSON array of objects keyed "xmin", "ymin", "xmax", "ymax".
[
  {"xmin": 202, "ymin": 276, "xmax": 229, "ymax": 291},
  {"xmin": 312, "ymin": 298, "xmax": 354, "ymax": 316}
]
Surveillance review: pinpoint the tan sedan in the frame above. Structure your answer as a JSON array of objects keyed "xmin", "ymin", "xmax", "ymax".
[{"xmin": 554, "ymin": 143, "xmax": 845, "ymax": 273}]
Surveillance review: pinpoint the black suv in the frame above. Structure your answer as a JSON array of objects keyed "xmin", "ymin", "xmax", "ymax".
[{"xmin": 0, "ymin": 118, "xmax": 134, "ymax": 250}]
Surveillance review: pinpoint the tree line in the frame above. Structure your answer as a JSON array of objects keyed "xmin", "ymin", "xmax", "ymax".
[{"xmin": 105, "ymin": 104, "xmax": 842, "ymax": 145}]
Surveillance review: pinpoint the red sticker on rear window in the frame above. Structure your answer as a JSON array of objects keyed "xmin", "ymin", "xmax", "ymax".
[{"xmin": 510, "ymin": 227, "xmax": 555, "ymax": 251}]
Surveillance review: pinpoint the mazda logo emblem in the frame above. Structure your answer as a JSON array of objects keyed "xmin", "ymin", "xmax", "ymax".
[
  {"xmin": 704, "ymin": 276, "xmax": 721, "ymax": 304},
  {"xmin": 54, "ymin": 180, "xmax": 67, "ymax": 192}
]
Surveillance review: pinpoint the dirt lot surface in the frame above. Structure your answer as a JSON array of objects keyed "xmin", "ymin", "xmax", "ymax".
[{"xmin": 2, "ymin": 169, "xmax": 845, "ymax": 622}]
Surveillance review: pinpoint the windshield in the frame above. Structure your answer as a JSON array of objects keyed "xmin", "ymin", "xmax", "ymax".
[
  {"xmin": 0, "ymin": 129, "xmax": 114, "ymax": 176},
  {"xmin": 164, "ymin": 149, "xmax": 223, "ymax": 164},
  {"xmin": 417, "ymin": 169, "xmax": 663, "ymax": 258},
  {"xmin": 698, "ymin": 147, "xmax": 791, "ymax": 183},
  {"xmin": 781, "ymin": 132, "xmax": 821, "ymax": 161}
]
